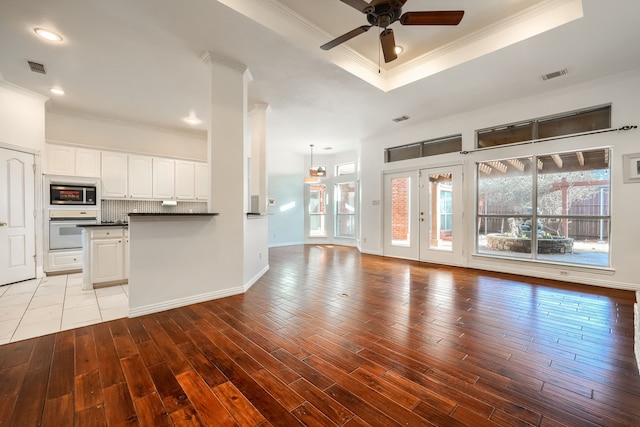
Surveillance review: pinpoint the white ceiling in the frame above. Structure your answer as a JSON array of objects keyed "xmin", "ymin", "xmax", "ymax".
[{"xmin": 1, "ymin": 0, "xmax": 640, "ymax": 159}]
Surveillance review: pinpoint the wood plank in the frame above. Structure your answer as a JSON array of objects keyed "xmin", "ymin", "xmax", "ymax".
[
  {"xmin": 169, "ymin": 405, "xmax": 204, "ymax": 427},
  {"xmin": 74, "ymin": 369, "xmax": 103, "ymax": 412},
  {"xmin": 6, "ymin": 366, "xmax": 49, "ymax": 427},
  {"xmin": 132, "ymin": 392, "xmax": 173, "ymax": 427},
  {"xmin": 103, "ymin": 382, "xmax": 139, "ymax": 426},
  {"xmin": 120, "ymin": 354, "xmax": 156, "ymax": 399},
  {"xmin": 288, "ymin": 378, "xmax": 354, "ymax": 426},
  {"xmin": 212, "ymin": 381, "xmax": 266, "ymax": 427},
  {"xmin": 147, "ymin": 362, "xmax": 191, "ymax": 413},
  {"xmin": 41, "ymin": 393, "xmax": 74, "ymax": 426},
  {"xmin": 175, "ymin": 369, "xmax": 234, "ymax": 426},
  {"xmin": 93, "ymin": 322, "xmax": 126, "ymax": 388}
]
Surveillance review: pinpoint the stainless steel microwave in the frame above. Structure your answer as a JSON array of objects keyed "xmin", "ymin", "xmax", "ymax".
[{"xmin": 50, "ymin": 184, "xmax": 97, "ymax": 205}]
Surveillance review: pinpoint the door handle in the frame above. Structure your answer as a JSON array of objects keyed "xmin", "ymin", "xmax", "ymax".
[{"xmin": 0, "ymin": 221, "xmax": 7, "ymax": 227}]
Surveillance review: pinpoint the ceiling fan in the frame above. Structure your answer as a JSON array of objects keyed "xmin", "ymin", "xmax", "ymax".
[{"xmin": 320, "ymin": 0, "xmax": 464, "ymax": 63}]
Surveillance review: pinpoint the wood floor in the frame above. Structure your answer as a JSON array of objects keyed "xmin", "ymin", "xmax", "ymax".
[{"xmin": 0, "ymin": 245, "xmax": 638, "ymax": 426}]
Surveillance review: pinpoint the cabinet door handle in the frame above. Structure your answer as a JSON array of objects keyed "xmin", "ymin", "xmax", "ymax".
[{"xmin": 0, "ymin": 221, "xmax": 7, "ymax": 227}]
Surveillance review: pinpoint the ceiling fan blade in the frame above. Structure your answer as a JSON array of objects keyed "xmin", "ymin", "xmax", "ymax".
[
  {"xmin": 321, "ymin": 25, "xmax": 372, "ymax": 50},
  {"xmin": 340, "ymin": 0, "xmax": 372, "ymax": 13},
  {"xmin": 400, "ymin": 11, "xmax": 465, "ymax": 26},
  {"xmin": 380, "ymin": 28, "xmax": 397, "ymax": 63}
]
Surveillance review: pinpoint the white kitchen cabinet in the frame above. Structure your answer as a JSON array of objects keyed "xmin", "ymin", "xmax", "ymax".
[
  {"xmin": 89, "ymin": 228, "xmax": 125, "ymax": 285},
  {"xmin": 175, "ymin": 160, "xmax": 195, "ymax": 200},
  {"xmin": 152, "ymin": 157, "xmax": 175, "ymax": 199},
  {"xmin": 101, "ymin": 151, "xmax": 128, "ymax": 198},
  {"xmin": 47, "ymin": 250, "xmax": 83, "ymax": 273},
  {"xmin": 194, "ymin": 162, "xmax": 209, "ymax": 201},
  {"xmin": 128, "ymin": 155, "xmax": 153, "ymax": 199},
  {"xmin": 75, "ymin": 148, "xmax": 101, "ymax": 177},
  {"xmin": 46, "ymin": 144, "xmax": 101, "ymax": 177},
  {"xmin": 46, "ymin": 144, "xmax": 75, "ymax": 175}
]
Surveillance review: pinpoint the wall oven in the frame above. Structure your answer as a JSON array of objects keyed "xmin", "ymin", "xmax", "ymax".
[
  {"xmin": 50, "ymin": 184, "xmax": 97, "ymax": 206},
  {"xmin": 49, "ymin": 210, "xmax": 98, "ymax": 250}
]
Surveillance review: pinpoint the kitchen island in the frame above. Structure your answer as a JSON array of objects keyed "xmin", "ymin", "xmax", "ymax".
[{"xmin": 127, "ymin": 213, "xmax": 228, "ymax": 317}]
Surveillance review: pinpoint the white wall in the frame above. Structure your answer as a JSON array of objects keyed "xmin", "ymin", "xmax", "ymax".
[
  {"xmin": 46, "ymin": 110, "xmax": 207, "ymax": 160},
  {"xmin": 245, "ymin": 216, "xmax": 269, "ymax": 287},
  {"xmin": 360, "ymin": 69, "xmax": 640, "ymax": 291},
  {"xmin": 0, "ymin": 82, "xmax": 46, "ymax": 152},
  {"xmin": 268, "ymin": 174, "xmax": 305, "ymax": 247}
]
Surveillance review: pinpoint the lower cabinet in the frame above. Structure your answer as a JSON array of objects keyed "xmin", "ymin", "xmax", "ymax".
[
  {"xmin": 92, "ymin": 237, "xmax": 124, "ymax": 284},
  {"xmin": 82, "ymin": 227, "xmax": 128, "ymax": 289},
  {"xmin": 47, "ymin": 250, "xmax": 83, "ymax": 273}
]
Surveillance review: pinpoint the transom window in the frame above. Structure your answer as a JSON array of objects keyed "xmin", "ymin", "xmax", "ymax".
[
  {"xmin": 385, "ymin": 134, "xmax": 462, "ymax": 163},
  {"xmin": 477, "ymin": 105, "xmax": 611, "ymax": 148}
]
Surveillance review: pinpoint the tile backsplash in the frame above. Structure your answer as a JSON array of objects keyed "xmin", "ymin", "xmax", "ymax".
[{"xmin": 101, "ymin": 200, "xmax": 208, "ymax": 223}]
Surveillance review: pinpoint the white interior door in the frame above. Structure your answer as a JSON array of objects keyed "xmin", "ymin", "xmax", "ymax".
[
  {"xmin": 419, "ymin": 165, "xmax": 464, "ymax": 266},
  {"xmin": 383, "ymin": 171, "xmax": 419, "ymax": 260},
  {"xmin": 0, "ymin": 148, "xmax": 36, "ymax": 285}
]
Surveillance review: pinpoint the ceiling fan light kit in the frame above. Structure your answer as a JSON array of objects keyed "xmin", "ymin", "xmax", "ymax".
[{"xmin": 321, "ymin": 0, "xmax": 464, "ymax": 63}]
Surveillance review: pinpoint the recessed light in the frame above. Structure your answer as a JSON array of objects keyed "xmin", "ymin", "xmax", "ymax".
[
  {"xmin": 34, "ymin": 28, "xmax": 63, "ymax": 42},
  {"xmin": 395, "ymin": 45, "xmax": 404, "ymax": 55},
  {"xmin": 49, "ymin": 87, "xmax": 65, "ymax": 95},
  {"xmin": 183, "ymin": 116, "xmax": 201, "ymax": 125}
]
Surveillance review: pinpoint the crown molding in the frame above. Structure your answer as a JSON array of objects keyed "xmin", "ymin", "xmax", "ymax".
[
  {"xmin": 216, "ymin": 0, "xmax": 583, "ymax": 92},
  {"xmin": 0, "ymin": 79, "xmax": 50, "ymax": 102}
]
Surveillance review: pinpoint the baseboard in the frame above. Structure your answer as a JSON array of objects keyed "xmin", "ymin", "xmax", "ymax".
[
  {"xmin": 245, "ymin": 264, "xmax": 269, "ymax": 292},
  {"xmin": 360, "ymin": 248, "xmax": 383, "ymax": 256},
  {"xmin": 128, "ymin": 286, "xmax": 244, "ymax": 318},
  {"xmin": 268, "ymin": 241, "xmax": 304, "ymax": 248}
]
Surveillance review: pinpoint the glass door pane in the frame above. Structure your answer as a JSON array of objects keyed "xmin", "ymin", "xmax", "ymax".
[
  {"xmin": 391, "ymin": 176, "xmax": 411, "ymax": 246},
  {"xmin": 384, "ymin": 171, "xmax": 419, "ymax": 260}
]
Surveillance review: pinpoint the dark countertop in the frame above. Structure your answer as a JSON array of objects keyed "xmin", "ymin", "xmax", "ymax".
[
  {"xmin": 128, "ymin": 213, "xmax": 219, "ymax": 217},
  {"xmin": 77, "ymin": 223, "xmax": 128, "ymax": 228}
]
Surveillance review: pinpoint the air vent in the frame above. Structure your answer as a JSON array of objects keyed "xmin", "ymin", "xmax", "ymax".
[
  {"xmin": 392, "ymin": 115, "xmax": 410, "ymax": 123},
  {"xmin": 541, "ymin": 68, "xmax": 568, "ymax": 81},
  {"xmin": 27, "ymin": 60, "xmax": 46, "ymax": 74}
]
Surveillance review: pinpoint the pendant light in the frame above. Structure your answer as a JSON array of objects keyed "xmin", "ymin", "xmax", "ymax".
[{"xmin": 304, "ymin": 144, "xmax": 321, "ymax": 184}]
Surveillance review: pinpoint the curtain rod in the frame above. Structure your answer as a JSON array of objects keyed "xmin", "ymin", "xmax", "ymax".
[{"xmin": 460, "ymin": 125, "xmax": 637, "ymax": 155}]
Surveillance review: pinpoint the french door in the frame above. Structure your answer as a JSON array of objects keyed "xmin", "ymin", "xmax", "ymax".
[
  {"xmin": 383, "ymin": 165, "xmax": 464, "ymax": 266},
  {"xmin": 0, "ymin": 148, "xmax": 36, "ymax": 285}
]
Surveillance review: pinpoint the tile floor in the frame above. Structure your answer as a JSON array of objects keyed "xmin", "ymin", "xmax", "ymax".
[{"xmin": 0, "ymin": 273, "xmax": 129, "ymax": 345}]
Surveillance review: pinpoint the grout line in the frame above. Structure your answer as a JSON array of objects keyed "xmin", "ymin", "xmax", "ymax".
[{"xmin": 9, "ymin": 277, "xmax": 41, "ymax": 342}]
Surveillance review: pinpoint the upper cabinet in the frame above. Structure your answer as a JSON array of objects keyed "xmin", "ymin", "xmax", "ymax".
[
  {"xmin": 152, "ymin": 158, "xmax": 175, "ymax": 199},
  {"xmin": 101, "ymin": 152, "xmax": 128, "ymax": 198},
  {"xmin": 46, "ymin": 143, "xmax": 208, "ymax": 201},
  {"xmin": 175, "ymin": 160, "xmax": 195, "ymax": 200},
  {"xmin": 46, "ymin": 144, "xmax": 101, "ymax": 177},
  {"xmin": 128, "ymin": 155, "xmax": 153, "ymax": 199},
  {"xmin": 194, "ymin": 162, "xmax": 208, "ymax": 201}
]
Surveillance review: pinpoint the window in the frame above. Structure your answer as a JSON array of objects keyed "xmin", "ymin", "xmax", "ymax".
[
  {"xmin": 308, "ymin": 184, "xmax": 327, "ymax": 237},
  {"xmin": 335, "ymin": 182, "xmax": 356, "ymax": 238},
  {"xmin": 336, "ymin": 162, "xmax": 356, "ymax": 176},
  {"xmin": 477, "ymin": 105, "xmax": 611, "ymax": 148},
  {"xmin": 385, "ymin": 134, "xmax": 462, "ymax": 163},
  {"xmin": 476, "ymin": 148, "xmax": 610, "ymax": 267}
]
